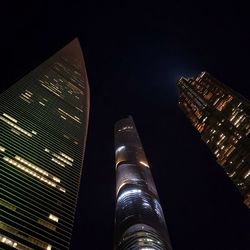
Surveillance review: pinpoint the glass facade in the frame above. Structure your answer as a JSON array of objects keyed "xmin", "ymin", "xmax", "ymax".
[
  {"xmin": 177, "ymin": 72, "xmax": 250, "ymax": 208},
  {"xmin": 114, "ymin": 116, "xmax": 172, "ymax": 250},
  {"xmin": 0, "ymin": 38, "xmax": 90, "ymax": 249}
]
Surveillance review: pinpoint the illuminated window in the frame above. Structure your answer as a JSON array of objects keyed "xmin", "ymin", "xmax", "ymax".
[
  {"xmin": 39, "ymin": 101, "xmax": 46, "ymax": 106},
  {"xmin": 244, "ymin": 170, "xmax": 250, "ymax": 179},
  {"xmin": 3, "ymin": 156, "xmax": 65, "ymax": 193},
  {"xmin": 0, "ymin": 116, "xmax": 32, "ymax": 137},
  {"xmin": 0, "ymin": 235, "xmax": 18, "ymax": 248},
  {"xmin": 37, "ymin": 219, "xmax": 56, "ymax": 231},
  {"xmin": 49, "ymin": 214, "xmax": 59, "ymax": 223},
  {"xmin": 0, "ymin": 199, "xmax": 16, "ymax": 211},
  {"xmin": 3, "ymin": 113, "xmax": 17, "ymax": 123},
  {"xmin": 51, "ymin": 157, "xmax": 65, "ymax": 167},
  {"xmin": 0, "ymin": 145, "xmax": 5, "ymax": 152},
  {"xmin": 59, "ymin": 152, "xmax": 74, "ymax": 162},
  {"xmin": 58, "ymin": 108, "xmax": 81, "ymax": 124}
]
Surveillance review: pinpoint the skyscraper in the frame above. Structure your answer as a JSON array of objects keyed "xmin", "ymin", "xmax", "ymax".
[
  {"xmin": 0, "ymin": 38, "xmax": 90, "ymax": 249},
  {"xmin": 114, "ymin": 116, "xmax": 172, "ymax": 250},
  {"xmin": 177, "ymin": 72, "xmax": 250, "ymax": 208}
]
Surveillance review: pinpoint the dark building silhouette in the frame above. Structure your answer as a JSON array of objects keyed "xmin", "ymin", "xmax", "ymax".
[
  {"xmin": 114, "ymin": 116, "xmax": 172, "ymax": 250},
  {"xmin": 177, "ymin": 72, "xmax": 250, "ymax": 208},
  {"xmin": 0, "ymin": 39, "xmax": 90, "ymax": 249}
]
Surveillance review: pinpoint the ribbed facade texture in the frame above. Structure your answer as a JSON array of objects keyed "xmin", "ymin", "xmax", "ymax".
[
  {"xmin": 114, "ymin": 117, "xmax": 172, "ymax": 250},
  {"xmin": 177, "ymin": 72, "xmax": 250, "ymax": 208},
  {"xmin": 0, "ymin": 38, "xmax": 90, "ymax": 249}
]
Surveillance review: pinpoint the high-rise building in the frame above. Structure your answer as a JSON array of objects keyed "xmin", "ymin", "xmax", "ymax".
[
  {"xmin": 114, "ymin": 116, "xmax": 172, "ymax": 250},
  {"xmin": 177, "ymin": 72, "xmax": 250, "ymax": 208},
  {"xmin": 0, "ymin": 38, "xmax": 90, "ymax": 249}
]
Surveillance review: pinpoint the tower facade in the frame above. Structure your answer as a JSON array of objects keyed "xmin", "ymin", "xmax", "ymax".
[
  {"xmin": 114, "ymin": 117, "xmax": 172, "ymax": 250},
  {"xmin": 177, "ymin": 72, "xmax": 250, "ymax": 208},
  {"xmin": 0, "ymin": 39, "xmax": 90, "ymax": 249}
]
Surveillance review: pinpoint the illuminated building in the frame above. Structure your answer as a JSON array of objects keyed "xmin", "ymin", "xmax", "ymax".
[
  {"xmin": 0, "ymin": 38, "xmax": 90, "ymax": 249},
  {"xmin": 177, "ymin": 72, "xmax": 250, "ymax": 208},
  {"xmin": 114, "ymin": 116, "xmax": 173, "ymax": 250}
]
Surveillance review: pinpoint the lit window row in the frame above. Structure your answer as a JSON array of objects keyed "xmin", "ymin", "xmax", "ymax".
[
  {"xmin": 41, "ymin": 83, "xmax": 61, "ymax": 97},
  {"xmin": 3, "ymin": 113, "xmax": 17, "ymax": 123},
  {"xmin": 3, "ymin": 156, "xmax": 65, "ymax": 193},
  {"xmin": 76, "ymin": 107, "xmax": 83, "ymax": 113},
  {"xmin": 118, "ymin": 126, "xmax": 133, "ymax": 132},
  {"xmin": 58, "ymin": 108, "xmax": 81, "ymax": 124},
  {"xmin": 0, "ymin": 145, "xmax": 5, "ymax": 152},
  {"xmin": 244, "ymin": 170, "xmax": 250, "ymax": 179},
  {"xmin": 37, "ymin": 219, "xmax": 56, "ymax": 231},
  {"xmin": 15, "ymin": 155, "xmax": 49, "ymax": 176},
  {"xmin": 51, "ymin": 157, "xmax": 66, "ymax": 167},
  {"xmin": 59, "ymin": 152, "xmax": 74, "ymax": 162},
  {"xmin": 49, "ymin": 214, "xmax": 59, "ymax": 223},
  {"xmin": 0, "ymin": 198, "xmax": 16, "ymax": 211},
  {"xmin": 228, "ymin": 171, "xmax": 236, "ymax": 178},
  {"xmin": 0, "ymin": 222, "xmax": 51, "ymax": 249},
  {"xmin": 52, "ymin": 153, "xmax": 73, "ymax": 166},
  {"xmin": 215, "ymin": 95, "xmax": 233, "ymax": 111},
  {"xmin": 0, "ymin": 115, "xmax": 32, "ymax": 137},
  {"xmin": 39, "ymin": 101, "xmax": 46, "ymax": 106},
  {"xmin": 20, "ymin": 90, "xmax": 33, "ymax": 101},
  {"xmin": 15, "ymin": 155, "xmax": 61, "ymax": 183},
  {"xmin": 20, "ymin": 95, "xmax": 31, "ymax": 103},
  {"xmin": 0, "ymin": 235, "xmax": 18, "ymax": 248},
  {"xmin": 45, "ymin": 148, "xmax": 74, "ymax": 166}
]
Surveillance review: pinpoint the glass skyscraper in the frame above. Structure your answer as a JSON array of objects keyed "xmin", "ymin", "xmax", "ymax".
[
  {"xmin": 114, "ymin": 116, "xmax": 172, "ymax": 250},
  {"xmin": 177, "ymin": 72, "xmax": 250, "ymax": 208},
  {"xmin": 0, "ymin": 38, "xmax": 90, "ymax": 249}
]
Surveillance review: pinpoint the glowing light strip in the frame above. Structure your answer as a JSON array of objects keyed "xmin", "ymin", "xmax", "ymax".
[
  {"xmin": 4, "ymin": 156, "xmax": 65, "ymax": 192},
  {"xmin": 51, "ymin": 157, "xmax": 66, "ymax": 167},
  {"xmin": 0, "ymin": 146, "xmax": 5, "ymax": 152},
  {"xmin": 49, "ymin": 214, "xmax": 59, "ymax": 222},
  {"xmin": 41, "ymin": 83, "xmax": 61, "ymax": 97},
  {"xmin": 3, "ymin": 113, "xmax": 17, "ymax": 123},
  {"xmin": 39, "ymin": 101, "xmax": 45, "ymax": 106},
  {"xmin": 14, "ymin": 156, "xmax": 62, "ymax": 183},
  {"xmin": 45, "ymin": 148, "xmax": 73, "ymax": 166},
  {"xmin": 76, "ymin": 107, "xmax": 83, "ymax": 113},
  {"xmin": 52, "ymin": 153, "xmax": 73, "ymax": 166},
  {"xmin": 116, "ymin": 146, "xmax": 125, "ymax": 153},
  {"xmin": 15, "ymin": 156, "xmax": 49, "ymax": 176},
  {"xmin": 20, "ymin": 96, "xmax": 31, "ymax": 103},
  {"xmin": 0, "ymin": 235, "xmax": 18, "ymax": 248},
  {"xmin": 0, "ymin": 116, "xmax": 32, "ymax": 137},
  {"xmin": 58, "ymin": 108, "xmax": 81, "ymax": 123},
  {"xmin": 139, "ymin": 161, "xmax": 149, "ymax": 168},
  {"xmin": 59, "ymin": 152, "xmax": 74, "ymax": 162},
  {"xmin": 244, "ymin": 170, "xmax": 250, "ymax": 179}
]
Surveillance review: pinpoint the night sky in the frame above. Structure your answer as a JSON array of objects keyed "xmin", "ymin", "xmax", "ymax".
[{"xmin": 1, "ymin": 1, "xmax": 250, "ymax": 249}]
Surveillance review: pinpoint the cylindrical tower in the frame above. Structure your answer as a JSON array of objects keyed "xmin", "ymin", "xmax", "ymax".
[{"xmin": 114, "ymin": 116, "xmax": 172, "ymax": 250}]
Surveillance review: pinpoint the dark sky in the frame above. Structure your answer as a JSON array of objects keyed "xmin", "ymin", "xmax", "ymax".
[{"xmin": 1, "ymin": 1, "xmax": 250, "ymax": 249}]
